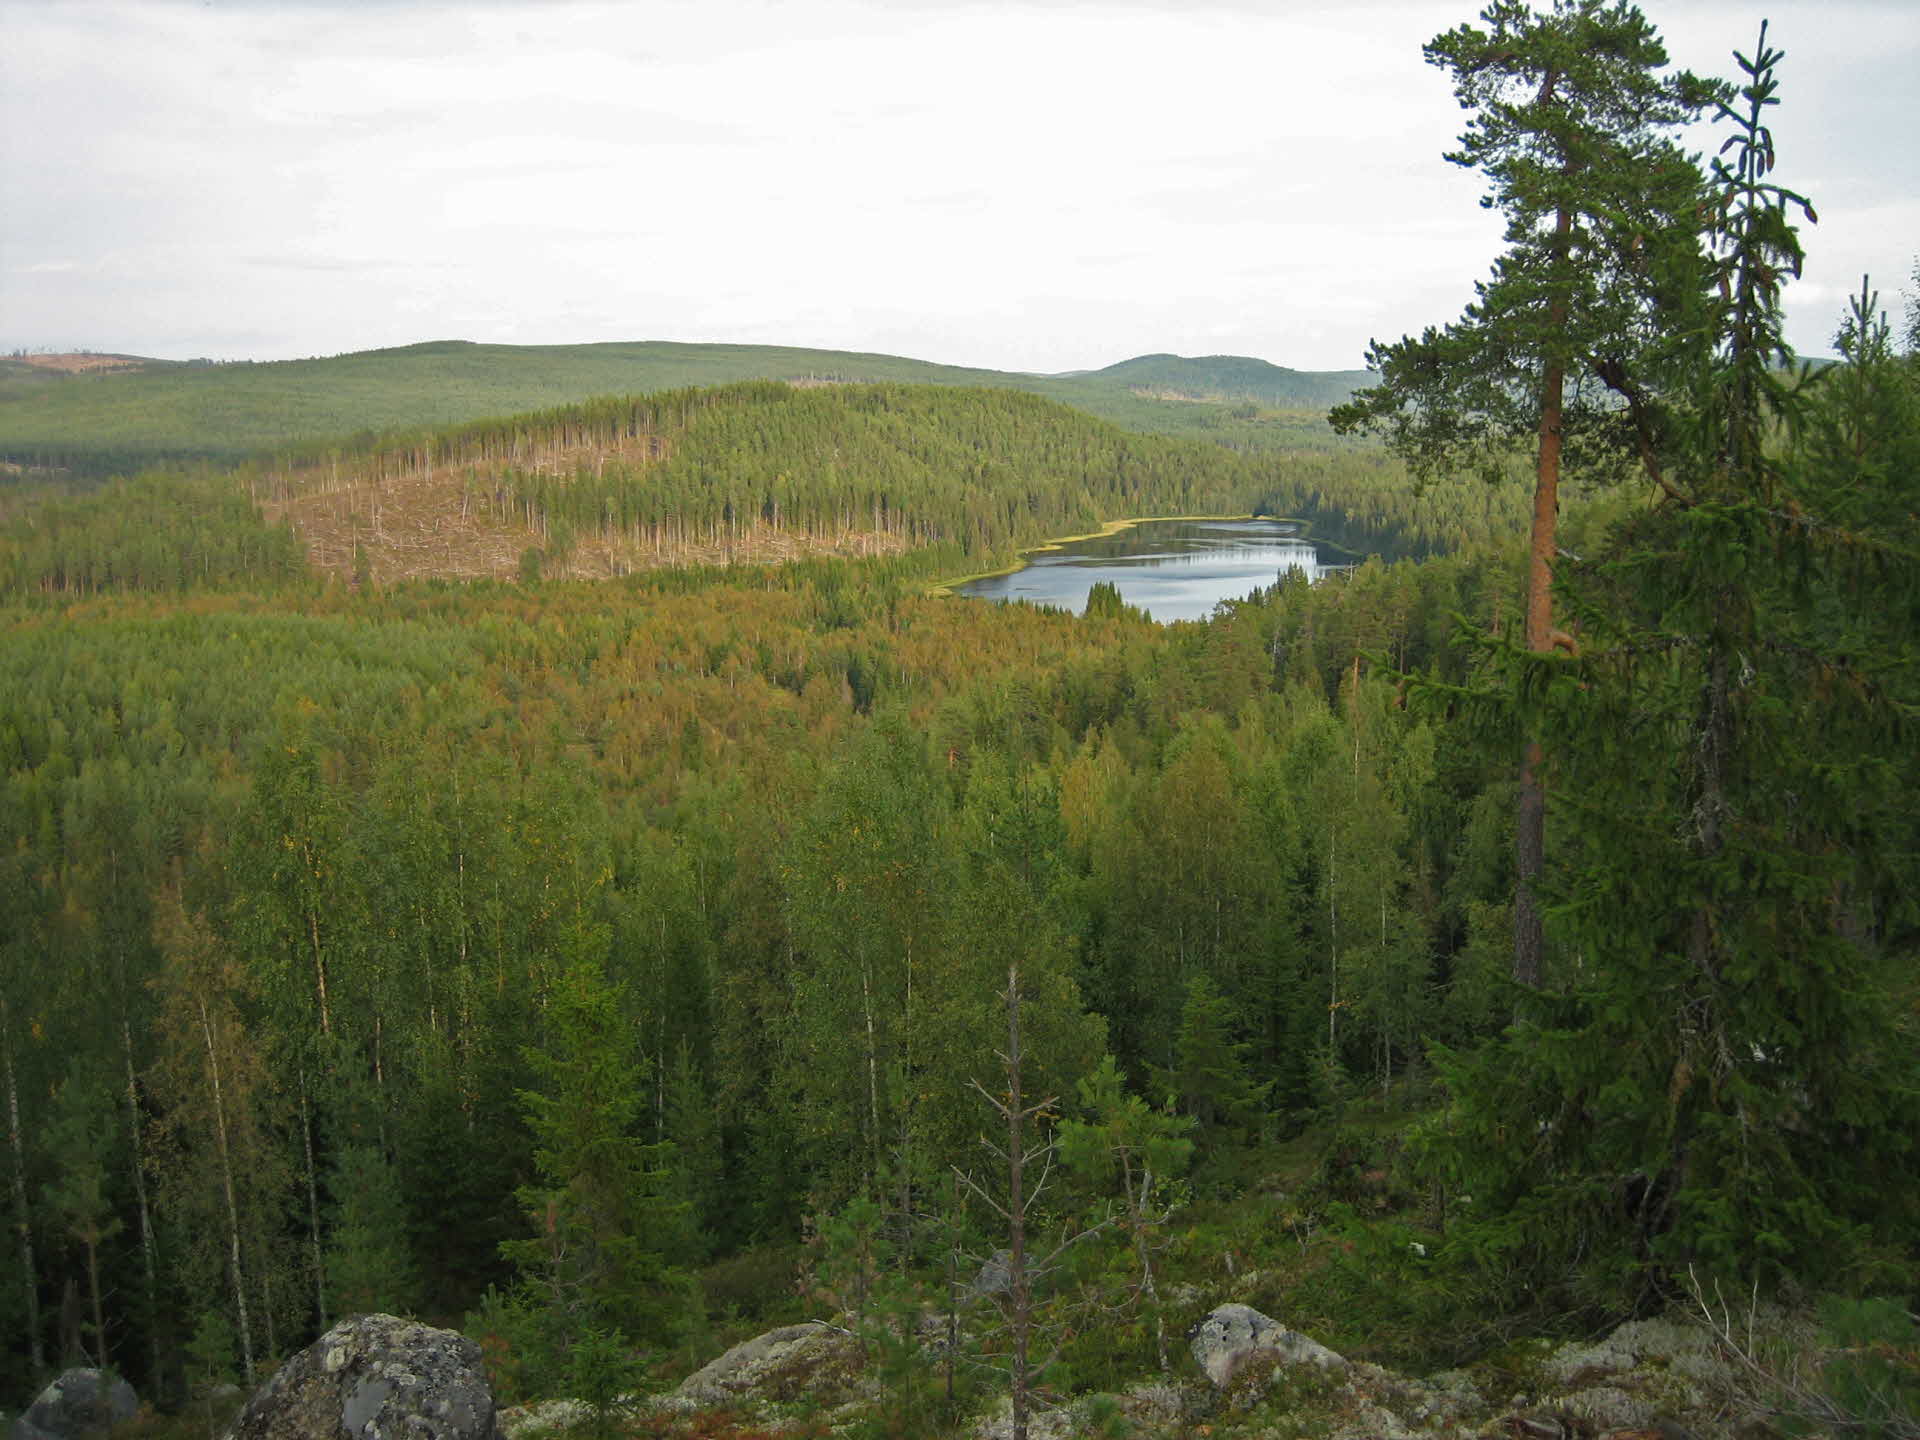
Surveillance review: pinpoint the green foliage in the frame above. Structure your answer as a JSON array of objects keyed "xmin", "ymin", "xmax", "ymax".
[
  {"xmin": 1081, "ymin": 581, "xmax": 1138, "ymax": 623},
  {"xmin": 1330, "ymin": 0, "xmax": 1718, "ymax": 494},
  {"xmin": 41, "ymin": 1068, "xmax": 124, "ymax": 1364},
  {"xmin": 1059, "ymin": 1055, "xmax": 1194, "ymax": 1204},
  {"xmin": 0, "ymin": 196, "xmax": 1908, "ymax": 1406},
  {"xmin": 501, "ymin": 942, "xmax": 690, "ymax": 1370},
  {"xmin": 1814, "ymin": 1297, "xmax": 1920, "ymax": 1440},
  {"xmin": 1151, "ymin": 976, "xmax": 1271, "ymax": 1139},
  {"xmin": 1058, "ymin": 1055, "xmax": 1193, "ymax": 1373},
  {"xmin": 1290, "ymin": 1204, "xmax": 1488, "ymax": 1371},
  {"xmin": 324, "ymin": 1143, "xmax": 418, "ymax": 1319},
  {"xmin": 184, "ymin": 1310, "xmax": 239, "ymax": 1440},
  {"xmin": 0, "ymin": 470, "xmax": 305, "ymax": 599},
  {"xmin": 566, "ymin": 1326, "xmax": 649, "ymax": 1440},
  {"xmin": 1419, "ymin": 28, "xmax": 1920, "ymax": 1303}
]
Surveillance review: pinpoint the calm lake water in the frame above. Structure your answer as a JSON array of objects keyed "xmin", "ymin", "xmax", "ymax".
[{"xmin": 955, "ymin": 518, "xmax": 1337, "ymax": 622}]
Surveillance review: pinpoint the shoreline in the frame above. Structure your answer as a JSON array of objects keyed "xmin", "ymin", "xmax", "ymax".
[{"xmin": 926, "ymin": 512, "xmax": 1307, "ymax": 598}]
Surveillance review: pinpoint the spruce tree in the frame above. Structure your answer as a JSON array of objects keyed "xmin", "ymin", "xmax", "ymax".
[
  {"xmin": 499, "ymin": 925, "xmax": 687, "ymax": 1381},
  {"xmin": 1151, "ymin": 975, "xmax": 1271, "ymax": 1138},
  {"xmin": 1424, "ymin": 27, "xmax": 1920, "ymax": 1299}
]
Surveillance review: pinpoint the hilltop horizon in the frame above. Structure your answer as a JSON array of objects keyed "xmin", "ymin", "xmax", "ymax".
[{"xmin": 10, "ymin": 336, "xmax": 1373, "ymax": 382}]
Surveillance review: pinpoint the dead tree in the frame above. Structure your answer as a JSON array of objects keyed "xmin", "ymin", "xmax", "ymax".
[{"xmin": 955, "ymin": 960, "xmax": 1111, "ymax": 1440}]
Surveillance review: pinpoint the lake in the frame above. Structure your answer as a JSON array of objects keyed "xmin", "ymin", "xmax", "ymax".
[{"xmin": 953, "ymin": 517, "xmax": 1340, "ymax": 622}]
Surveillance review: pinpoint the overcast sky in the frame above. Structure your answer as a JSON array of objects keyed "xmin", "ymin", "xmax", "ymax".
[{"xmin": 3, "ymin": 0, "xmax": 1915, "ymax": 374}]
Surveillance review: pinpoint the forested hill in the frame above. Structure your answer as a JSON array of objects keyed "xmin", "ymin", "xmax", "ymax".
[
  {"xmin": 2, "ymin": 381, "xmax": 1526, "ymax": 596},
  {"xmin": 261, "ymin": 382, "xmax": 1274, "ymax": 583},
  {"xmin": 0, "ymin": 339, "xmax": 1373, "ymax": 477},
  {"xmin": 1084, "ymin": 353, "xmax": 1374, "ymax": 408}
]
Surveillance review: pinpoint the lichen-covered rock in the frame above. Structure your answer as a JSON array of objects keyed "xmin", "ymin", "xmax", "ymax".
[
  {"xmin": 225, "ymin": 1314, "xmax": 502, "ymax": 1440},
  {"xmin": 1560, "ymin": 1384, "xmax": 1659, "ymax": 1430},
  {"xmin": 1408, "ymin": 1368, "xmax": 1488, "ymax": 1428},
  {"xmin": 11, "ymin": 1370, "xmax": 138, "ymax": 1440},
  {"xmin": 1188, "ymin": 1303, "xmax": 1345, "ymax": 1389},
  {"xmin": 493, "ymin": 1400, "xmax": 588, "ymax": 1440},
  {"xmin": 968, "ymin": 1396, "xmax": 1076, "ymax": 1440},
  {"xmin": 669, "ymin": 1321, "xmax": 860, "ymax": 1408}
]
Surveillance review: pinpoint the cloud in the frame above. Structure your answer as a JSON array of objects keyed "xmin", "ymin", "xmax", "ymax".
[{"xmin": 2, "ymin": 0, "xmax": 1915, "ymax": 370}]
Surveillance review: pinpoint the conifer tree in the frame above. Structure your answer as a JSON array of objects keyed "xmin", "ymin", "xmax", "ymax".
[
  {"xmin": 42, "ymin": 1070, "xmax": 123, "ymax": 1367},
  {"xmin": 1425, "ymin": 27, "xmax": 1920, "ymax": 1296},
  {"xmin": 1332, "ymin": 0, "xmax": 1721, "ymax": 988},
  {"xmin": 1057, "ymin": 1055, "xmax": 1192, "ymax": 1371},
  {"xmin": 323, "ymin": 1142, "xmax": 418, "ymax": 1319},
  {"xmin": 148, "ymin": 885, "xmax": 282, "ymax": 1386},
  {"xmin": 499, "ymin": 924, "xmax": 686, "ymax": 1382},
  {"xmin": 1151, "ymin": 975, "xmax": 1271, "ymax": 1137}
]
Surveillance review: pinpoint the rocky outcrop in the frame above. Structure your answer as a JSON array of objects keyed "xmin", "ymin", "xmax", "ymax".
[
  {"xmin": 11, "ymin": 1371, "xmax": 137, "ymax": 1440},
  {"xmin": 1188, "ymin": 1303, "xmax": 1346, "ymax": 1388},
  {"xmin": 500, "ymin": 1303, "xmax": 1751, "ymax": 1440},
  {"xmin": 225, "ymin": 1314, "xmax": 502, "ymax": 1440},
  {"xmin": 671, "ymin": 1321, "xmax": 862, "ymax": 1409}
]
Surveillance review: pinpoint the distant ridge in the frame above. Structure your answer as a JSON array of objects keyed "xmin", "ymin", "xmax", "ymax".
[
  {"xmin": 1084, "ymin": 353, "xmax": 1376, "ymax": 409},
  {"xmin": 0, "ymin": 338, "xmax": 1375, "ymax": 475}
]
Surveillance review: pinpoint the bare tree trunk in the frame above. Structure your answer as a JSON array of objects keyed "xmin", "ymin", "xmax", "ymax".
[
  {"xmin": 198, "ymin": 997, "xmax": 255, "ymax": 1384},
  {"xmin": 124, "ymin": 1021, "xmax": 160, "ymax": 1386},
  {"xmin": 861, "ymin": 962, "xmax": 881, "ymax": 1193},
  {"xmin": 299, "ymin": 1064, "xmax": 326, "ymax": 1330},
  {"xmin": 1003, "ymin": 962, "xmax": 1033, "ymax": 1440},
  {"xmin": 307, "ymin": 903, "xmax": 332, "ymax": 1037},
  {"xmin": 1327, "ymin": 821, "xmax": 1338, "ymax": 1054}
]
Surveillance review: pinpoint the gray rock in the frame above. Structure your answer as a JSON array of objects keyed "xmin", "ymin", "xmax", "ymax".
[
  {"xmin": 1187, "ymin": 1303, "xmax": 1345, "ymax": 1389},
  {"xmin": 968, "ymin": 1396, "xmax": 1075, "ymax": 1440},
  {"xmin": 11, "ymin": 1370, "xmax": 138, "ymax": 1440},
  {"xmin": 968, "ymin": 1250, "xmax": 1013, "ymax": 1299},
  {"xmin": 670, "ymin": 1322, "xmax": 858, "ymax": 1409},
  {"xmin": 225, "ymin": 1315, "xmax": 502, "ymax": 1440},
  {"xmin": 1561, "ymin": 1384, "xmax": 1658, "ymax": 1430}
]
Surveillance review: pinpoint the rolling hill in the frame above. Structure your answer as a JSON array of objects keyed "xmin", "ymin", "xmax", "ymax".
[
  {"xmin": 1085, "ymin": 352, "xmax": 1374, "ymax": 408},
  {"xmin": 0, "ymin": 339, "xmax": 1375, "ymax": 476}
]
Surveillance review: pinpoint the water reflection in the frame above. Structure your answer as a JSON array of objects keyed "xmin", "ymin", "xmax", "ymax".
[{"xmin": 955, "ymin": 518, "xmax": 1336, "ymax": 623}]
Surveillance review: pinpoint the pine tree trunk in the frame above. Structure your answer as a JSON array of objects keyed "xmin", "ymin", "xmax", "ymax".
[
  {"xmin": 1004, "ymin": 961, "xmax": 1031, "ymax": 1440},
  {"xmin": 1514, "ymin": 210, "xmax": 1571, "ymax": 991}
]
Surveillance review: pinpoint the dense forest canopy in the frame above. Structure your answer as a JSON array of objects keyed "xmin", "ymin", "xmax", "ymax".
[
  {"xmin": 1, "ymin": 380, "xmax": 1528, "ymax": 597},
  {"xmin": 2, "ymin": 5, "xmax": 1916, "ymax": 1435}
]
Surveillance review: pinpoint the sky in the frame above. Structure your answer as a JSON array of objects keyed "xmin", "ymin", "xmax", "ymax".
[{"xmin": 3, "ymin": 0, "xmax": 1915, "ymax": 375}]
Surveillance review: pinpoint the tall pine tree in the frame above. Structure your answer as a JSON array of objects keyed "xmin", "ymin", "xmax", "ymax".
[
  {"xmin": 1332, "ymin": 0, "xmax": 1720, "ymax": 987},
  {"xmin": 1425, "ymin": 25, "xmax": 1920, "ymax": 1301}
]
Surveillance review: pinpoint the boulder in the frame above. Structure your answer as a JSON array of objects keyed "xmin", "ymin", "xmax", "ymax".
[
  {"xmin": 225, "ymin": 1315, "xmax": 502, "ymax": 1440},
  {"xmin": 669, "ymin": 1321, "xmax": 860, "ymax": 1409},
  {"xmin": 11, "ymin": 1371, "xmax": 138, "ymax": 1440},
  {"xmin": 968, "ymin": 1250, "xmax": 1013, "ymax": 1299},
  {"xmin": 1188, "ymin": 1303, "xmax": 1345, "ymax": 1389}
]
